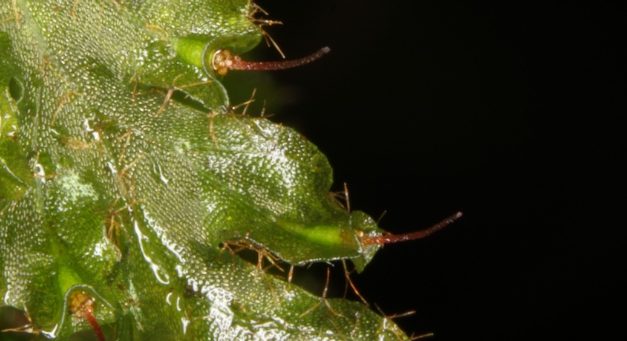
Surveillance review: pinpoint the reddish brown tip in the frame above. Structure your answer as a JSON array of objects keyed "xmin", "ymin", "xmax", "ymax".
[
  {"xmin": 69, "ymin": 291, "xmax": 106, "ymax": 341},
  {"xmin": 212, "ymin": 47, "xmax": 331, "ymax": 75},
  {"xmin": 84, "ymin": 308, "xmax": 106, "ymax": 341},
  {"xmin": 361, "ymin": 211, "xmax": 463, "ymax": 246}
]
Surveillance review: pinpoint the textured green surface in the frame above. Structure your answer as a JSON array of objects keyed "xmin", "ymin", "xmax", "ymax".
[{"xmin": 0, "ymin": 1, "xmax": 406, "ymax": 339}]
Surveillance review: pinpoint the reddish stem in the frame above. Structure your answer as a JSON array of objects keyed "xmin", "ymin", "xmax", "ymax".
[
  {"xmin": 230, "ymin": 46, "xmax": 330, "ymax": 71},
  {"xmin": 83, "ymin": 307, "xmax": 106, "ymax": 341},
  {"xmin": 361, "ymin": 211, "xmax": 463, "ymax": 246}
]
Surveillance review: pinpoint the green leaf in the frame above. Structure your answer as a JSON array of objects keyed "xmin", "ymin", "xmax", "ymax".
[{"xmin": 0, "ymin": 1, "xmax": 406, "ymax": 339}]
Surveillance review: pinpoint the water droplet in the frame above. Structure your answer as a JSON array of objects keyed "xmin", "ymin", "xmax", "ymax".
[
  {"xmin": 33, "ymin": 162, "xmax": 46, "ymax": 184},
  {"xmin": 154, "ymin": 162, "xmax": 169, "ymax": 186},
  {"xmin": 133, "ymin": 221, "xmax": 170, "ymax": 285},
  {"xmin": 181, "ymin": 317, "xmax": 190, "ymax": 334}
]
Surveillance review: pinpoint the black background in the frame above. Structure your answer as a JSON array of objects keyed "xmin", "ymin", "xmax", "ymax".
[{"xmin": 249, "ymin": 1, "xmax": 624, "ymax": 340}]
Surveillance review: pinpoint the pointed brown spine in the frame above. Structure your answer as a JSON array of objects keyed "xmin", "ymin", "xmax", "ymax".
[
  {"xmin": 361, "ymin": 212, "xmax": 463, "ymax": 246},
  {"xmin": 212, "ymin": 47, "xmax": 330, "ymax": 75}
]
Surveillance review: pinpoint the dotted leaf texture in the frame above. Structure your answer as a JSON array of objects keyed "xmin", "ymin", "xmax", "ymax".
[{"xmin": 0, "ymin": 1, "xmax": 407, "ymax": 340}]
